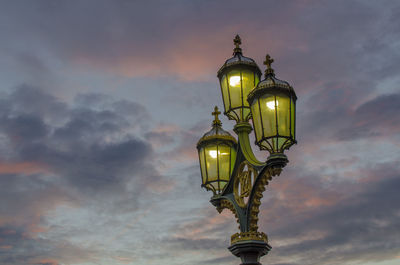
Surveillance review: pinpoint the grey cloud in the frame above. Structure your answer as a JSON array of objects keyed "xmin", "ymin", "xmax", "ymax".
[
  {"xmin": 144, "ymin": 130, "xmax": 175, "ymax": 146},
  {"xmin": 53, "ymin": 108, "xmax": 126, "ymax": 142},
  {"xmin": 259, "ymin": 164, "xmax": 400, "ymax": 265},
  {"xmin": 0, "ymin": 114, "xmax": 48, "ymax": 142},
  {"xmin": 0, "ymin": 174, "xmax": 80, "ymax": 264},
  {"xmin": 168, "ymin": 237, "xmax": 227, "ymax": 251},
  {"xmin": 0, "ymin": 224, "xmax": 94, "ymax": 265},
  {"xmin": 0, "ymin": 85, "xmax": 162, "ymax": 263},
  {"xmin": 0, "ymin": 85, "xmax": 153, "ymax": 193},
  {"xmin": 112, "ymin": 99, "xmax": 150, "ymax": 125},
  {"xmin": 74, "ymin": 92, "xmax": 110, "ymax": 107},
  {"xmin": 18, "ymin": 138, "xmax": 151, "ymax": 192},
  {"xmin": 0, "ymin": 173, "xmax": 72, "ymax": 222},
  {"xmin": 335, "ymin": 93, "xmax": 400, "ymax": 141},
  {"xmin": 298, "ymin": 91, "xmax": 400, "ymax": 144},
  {"xmin": 7, "ymin": 85, "xmax": 67, "ymax": 122},
  {"xmin": 1, "ymin": 0, "xmax": 396, "ymax": 83},
  {"xmin": 169, "ymin": 162, "xmax": 400, "ymax": 265},
  {"xmin": 355, "ymin": 93, "xmax": 400, "ymax": 124},
  {"xmin": 74, "ymin": 94, "xmax": 150, "ymax": 124},
  {"xmin": 201, "ymin": 255, "xmax": 235, "ymax": 265}
]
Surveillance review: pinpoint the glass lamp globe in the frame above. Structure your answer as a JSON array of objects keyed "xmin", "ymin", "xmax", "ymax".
[
  {"xmin": 217, "ymin": 35, "xmax": 262, "ymax": 123},
  {"xmin": 247, "ymin": 54, "xmax": 297, "ymax": 155},
  {"xmin": 196, "ymin": 106, "xmax": 237, "ymax": 194}
]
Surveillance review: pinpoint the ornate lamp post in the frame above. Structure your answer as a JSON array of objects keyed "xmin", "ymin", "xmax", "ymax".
[{"xmin": 196, "ymin": 35, "xmax": 297, "ymax": 265}]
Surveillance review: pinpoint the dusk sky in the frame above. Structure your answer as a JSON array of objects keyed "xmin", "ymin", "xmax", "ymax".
[{"xmin": 1, "ymin": 1, "xmax": 400, "ymax": 265}]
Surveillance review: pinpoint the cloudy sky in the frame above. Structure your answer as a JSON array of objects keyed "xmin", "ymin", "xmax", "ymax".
[{"xmin": 0, "ymin": 1, "xmax": 399, "ymax": 265}]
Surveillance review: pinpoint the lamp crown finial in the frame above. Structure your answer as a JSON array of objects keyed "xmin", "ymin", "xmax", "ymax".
[
  {"xmin": 233, "ymin": 34, "xmax": 242, "ymax": 54},
  {"xmin": 212, "ymin": 106, "xmax": 222, "ymax": 126},
  {"xmin": 263, "ymin": 54, "xmax": 275, "ymax": 77}
]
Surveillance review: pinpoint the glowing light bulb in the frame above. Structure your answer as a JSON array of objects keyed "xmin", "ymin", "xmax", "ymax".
[
  {"xmin": 229, "ymin": 76, "xmax": 241, "ymax": 86},
  {"xmin": 209, "ymin": 150, "xmax": 218, "ymax": 158},
  {"xmin": 266, "ymin": 100, "xmax": 277, "ymax": 110}
]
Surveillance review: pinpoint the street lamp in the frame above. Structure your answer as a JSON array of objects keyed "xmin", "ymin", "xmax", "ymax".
[
  {"xmin": 197, "ymin": 106, "xmax": 237, "ymax": 194},
  {"xmin": 197, "ymin": 35, "xmax": 297, "ymax": 265},
  {"xmin": 248, "ymin": 54, "xmax": 297, "ymax": 156},
  {"xmin": 218, "ymin": 35, "xmax": 262, "ymax": 123}
]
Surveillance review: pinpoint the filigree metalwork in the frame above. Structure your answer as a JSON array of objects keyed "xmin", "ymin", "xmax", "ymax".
[
  {"xmin": 231, "ymin": 231, "xmax": 268, "ymax": 244},
  {"xmin": 248, "ymin": 167, "xmax": 282, "ymax": 232},
  {"xmin": 234, "ymin": 161, "xmax": 257, "ymax": 208},
  {"xmin": 216, "ymin": 199, "xmax": 240, "ymax": 227}
]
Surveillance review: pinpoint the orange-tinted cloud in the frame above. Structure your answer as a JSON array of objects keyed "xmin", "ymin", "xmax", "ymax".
[
  {"xmin": 30, "ymin": 259, "xmax": 59, "ymax": 265},
  {"xmin": 114, "ymin": 256, "xmax": 134, "ymax": 264},
  {"xmin": 0, "ymin": 161, "xmax": 48, "ymax": 175},
  {"xmin": 0, "ymin": 245, "xmax": 12, "ymax": 249},
  {"xmin": 174, "ymin": 208, "xmax": 235, "ymax": 240}
]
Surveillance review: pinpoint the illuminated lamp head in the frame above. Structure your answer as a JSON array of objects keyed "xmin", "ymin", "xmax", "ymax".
[
  {"xmin": 247, "ymin": 54, "xmax": 297, "ymax": 156},
  {"xmin": 196, "ymin": 106, "xmax": 237, "ymax": 194},
  {"xmin": 217, "ymin": 35, "xmax": 262, "ymax": 123}
]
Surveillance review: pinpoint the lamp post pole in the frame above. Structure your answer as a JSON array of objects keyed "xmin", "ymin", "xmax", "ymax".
[{"xmin": 196, "ymin": 35, "xmax": 297, "ymax": 265}]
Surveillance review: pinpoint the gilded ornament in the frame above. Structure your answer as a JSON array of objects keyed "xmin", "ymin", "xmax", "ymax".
[
  {"xmin": 234, "ymin": 161, "xmax": 257, "ymax": 208},
  {"xmin": 231, "ymin": 231, "xmax": 268, "ymax": 244},
  {"xmin": 216, "ymin": 199, "xmax": 240, "ymax": 227},
  {"xmin": 248, "ymin": 167, "xmax": 282, "ymax": 232}
]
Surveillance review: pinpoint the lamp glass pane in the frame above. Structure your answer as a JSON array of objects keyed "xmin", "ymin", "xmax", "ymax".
[
  {"xmin": 208, "ymin": 182, "xmax": 218, "ymax": 192},
  {"xmin": 218, "ymin": 144, "xmax": 231, "ymax": 182},
  {"xmin": 250, "ymin": 98, "xmax": 263, "ymax": 143},
  {"xmin": 242, "ymin": 70, "xmax": 256, "ymax": 104},
  {"xmin": 241, "ymin": 69, "xmax": 255, "ymax": 120},
  {"xmin": 220, "ymin": 74, "xmax": 230, "ymax": 114},
  {"xmin": 259, "ymin": 94, "xmax": 277, "ymax": 137},
  {"xmin": 277, "ymin": 137, "xmax": 286, "ymax": 151},
  {"xmin": 205, "ymin": 145, "xmax": 218, "ymax": 182},
  {"xmin": 199, "ymin": 147, "xmax": 207, "ymax": 185},
  {"xmin": 291, "ymin": 98, "xmax": 296, "ymax": 139},
  {"xmin": 276, "ymin": 94, "xmax": 290, "ymax": 137},
  {"xmin": 227, "ymin": 69, "xmax": 242, "ymax": 109}
]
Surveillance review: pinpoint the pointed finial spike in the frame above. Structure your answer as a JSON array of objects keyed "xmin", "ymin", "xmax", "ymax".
[
  {"xmin": 234, "ymin": 35, "xmax": 241, "ymax": 47},
  {"xmin": 212, "ymin": 106, "xmax": 222, "ymax": 126},
  {"xmin": 263, "ymin": 54, "xmax": 274, "ymax": 68},
  {"xmin": 233, "ymin": 35, "xmax": 242, "ymax": 54},
  {"xmin": 263, "ymin": 54, "xmax": 275, "ymax": 76}
]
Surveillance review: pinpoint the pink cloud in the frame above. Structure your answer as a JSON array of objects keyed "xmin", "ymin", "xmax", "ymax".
[
  {"xmin": 113, "ymin": 256, "xmax": 134, "ymax": 264},
  {"xmin": 0, "ymin": 245, "xmax": 12, "ymax": 250},
  {"xmin": 0, "ymin": 186, "xmax": 77, "ymax": 239},
  {"xmin": 70, "ymin": 31, "xmax": 231, "ymax": 81},
  {"xmin": 174, "ymin": 209, "xmax": 234, "ymax": 239},
  {"xmin": 30, "ymin": 259, "xmax": 59, "ymax": 265},
  {"xmin": 65, "ymin": 20, "xmax": 309, "ymax": 82},
  {"xmin": 0, "ymin": 161, "xmax": 49, "ymax": 175},
  {"xmin": 146, "ymin": 178, "xmax": 176, "ymax": 193}
]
